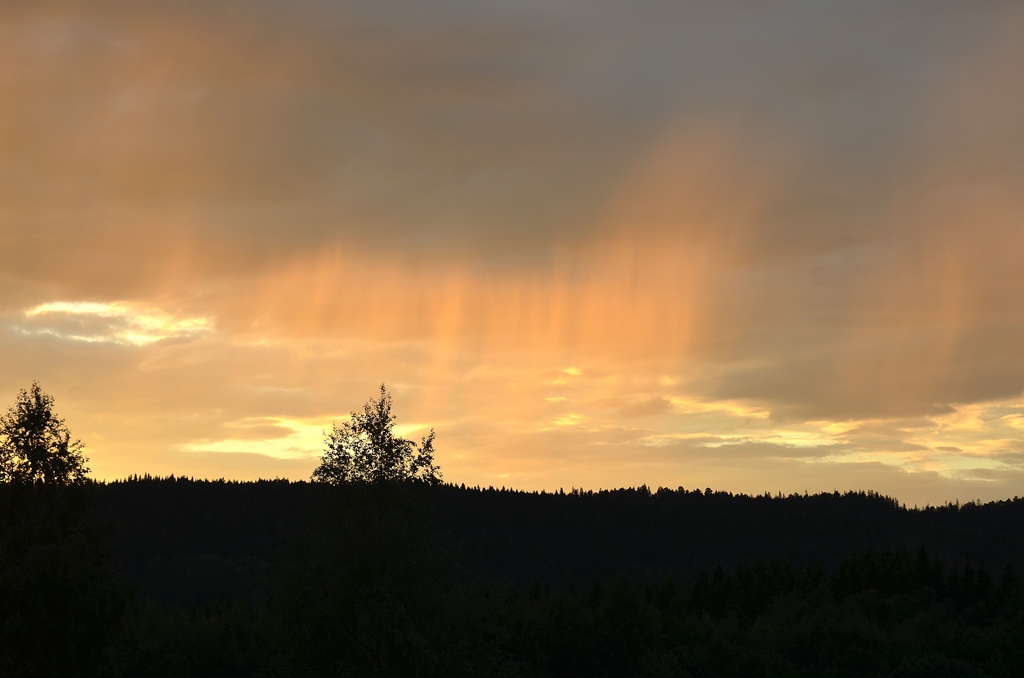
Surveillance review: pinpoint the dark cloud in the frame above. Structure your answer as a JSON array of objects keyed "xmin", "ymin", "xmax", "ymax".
[{"xmin": 4, "ymin": 1, "xmax": 1018, "ymax": 261}]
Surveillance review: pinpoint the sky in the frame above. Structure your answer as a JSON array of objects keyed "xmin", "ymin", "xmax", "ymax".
[{"xmin": 2, "ymin": 0, "xmax": 1024, "ymax": 505}]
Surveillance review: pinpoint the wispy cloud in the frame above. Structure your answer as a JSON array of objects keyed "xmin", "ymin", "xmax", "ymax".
[
  {"xmin": 181, "ymin": 416, "xmax": 324, "ymax": 460},
  {"xmin": 20, "ymin": 301, "xmax": 211, "ymax": 346}
]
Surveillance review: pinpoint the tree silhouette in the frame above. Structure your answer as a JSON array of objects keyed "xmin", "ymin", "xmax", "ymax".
[
  {"xmin": 0, "ymin": 385, "xmax": 118, "ymax": 673},
  {"xmin": 312, "ymin": 384, "xmax": 441, "ymax": 485},
  {"xmin": 0, "ymin": 382, "xmax": 89, "ymax": 485},
  {"xmin": 0, "ymin": 483, "xmax": 125, "ymax": 676}
]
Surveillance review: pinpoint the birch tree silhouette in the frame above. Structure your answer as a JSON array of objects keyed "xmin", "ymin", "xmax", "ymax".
[
  {"xmin": 0, "ymin": 382, "xmax": 89, "ymax": 485},
  {"xmin": 312, "ymin": 384, "xmax": 441, "ymax": 485}
]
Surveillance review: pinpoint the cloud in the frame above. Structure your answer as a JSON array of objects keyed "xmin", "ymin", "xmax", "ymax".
[
  {"xmin": 620, "ymin": 396, "xmax": 672, "ymax": 418},
  {"xmin": 0, "ymin": 0, "xmax": 1023, "ymax": 505},
  {"xmin": 181, "ymin": 416, "xmax": 325, "ymax": 460},
  {"xmin": 19, "ymin": 301, "xmax": 211, "ymax": 346}
]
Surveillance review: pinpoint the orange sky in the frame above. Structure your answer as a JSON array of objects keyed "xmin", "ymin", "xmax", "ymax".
[{"xmin": 2, "ymin": 0, "xmax": 1024, "ymax": 505}]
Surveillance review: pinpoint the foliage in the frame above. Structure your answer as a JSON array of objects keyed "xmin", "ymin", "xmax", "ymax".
[
  {"xmin": 0, "ymin": 382, "xmax": 89, "ymax": 486},
  {"xmin": 108, "ymin": 599, "xmax": 270, "ymax": 678},
  {"xmin": 271, "ymin": 484, "xmax": 502, "ymax": 677},
  {"xmin": 0, "ymin": 484, "xmax": 126, "ymax": 677},
  {"xmin": 43, "ymin": 479, "xmax": 1024, "ymax": 676},
  {"xmin": 312, "ymin": 384, "xmax": 441, "ymax": 485}
]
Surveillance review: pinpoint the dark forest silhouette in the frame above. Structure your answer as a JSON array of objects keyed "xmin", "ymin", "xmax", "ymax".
[
  {"xmin": 1, "ymin": 384, "xmax": 1023, "ymax": 675},
  {"xmin": 8, "ymin": 478, "xmax": 1019, "ymax": 677}
]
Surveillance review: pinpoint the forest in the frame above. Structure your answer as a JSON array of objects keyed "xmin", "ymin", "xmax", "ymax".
[
  {"xmin": 4, "ymin": 479, "xmax": 1024, "ymax": 677},
  {"xmin": 2, "ymin": 384, "xmax": 1024, "ymax": 676}
]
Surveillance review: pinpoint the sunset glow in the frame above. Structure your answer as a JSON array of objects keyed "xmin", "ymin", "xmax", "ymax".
[{"xmin": 2, "ymin": 1, "xmax": 1024, "ymax": 505}]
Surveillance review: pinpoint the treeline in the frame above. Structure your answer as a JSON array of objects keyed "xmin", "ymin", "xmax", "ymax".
[
  {"xmin": 96, "ymin": 478, "xmax": 1024, "ymax": 596},
  {"xmin": 4, "ymin": 478, "xmax": 1024, "ymax": 676}
]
